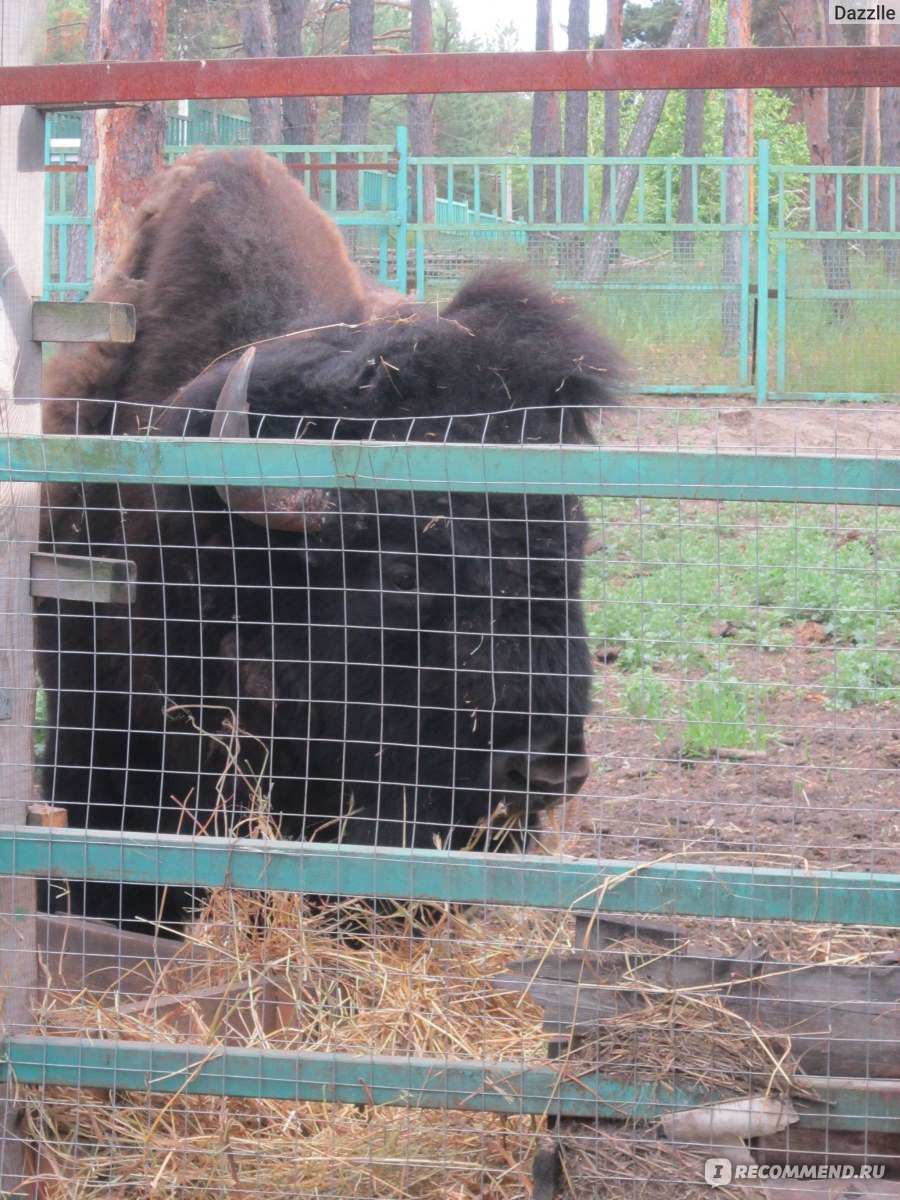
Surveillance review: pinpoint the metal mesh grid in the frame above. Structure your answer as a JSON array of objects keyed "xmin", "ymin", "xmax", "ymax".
[
  {"xmin": 3, "ymin": 116, "xmax": 899, "ymax": 1198},
  {"xmin": 3, "ymin": 405, "xmax": 898, "ymax": 1198}
]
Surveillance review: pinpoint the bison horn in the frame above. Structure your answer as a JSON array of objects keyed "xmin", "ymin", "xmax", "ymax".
[{"xmin": 212, "ymin": 346, "xmax": 329, "ymax": 533}]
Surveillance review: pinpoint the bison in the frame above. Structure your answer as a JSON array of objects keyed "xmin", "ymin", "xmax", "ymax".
[{"xmin": 37, "ymin": 148, "xmax": 619, "ymax": 932}]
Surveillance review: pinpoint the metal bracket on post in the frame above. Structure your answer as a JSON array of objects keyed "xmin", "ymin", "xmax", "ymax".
[
  {"xmin": 29, "ymin": 553, "xmax": 137, "ymax": 605},
  {"xmin": 32, "ymin": 300, "xmax": 135, "ymax": 344}
]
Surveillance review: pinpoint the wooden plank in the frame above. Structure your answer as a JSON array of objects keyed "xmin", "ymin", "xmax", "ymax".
[
  {"xmin": 496, "ymin": 953, "xmax": 900, "ymax": 1080},
  {"xmin": 106, "ymin": 973, "xmax": 300, "ymax": 1043},
  {"xmin": 29, "ymin": 551, "xmax": 136, "ymax": 604},
  {"xmin": 34, "ymin": 912, "xmax": 199, "ymax": 1000},
  {"xmin": 2, "ymin": 826, "xmax": 900, "ymax": 926},
  {"xmin": 3, "ymin": 436, "xmax": 900, "ymax": 506},
  {"xmin": 33, "ymin": 913, "xmax": 297, "ymax": 1041},
  {"xmin": 32, "ymin": 300, "xmax": 135, "ymax": 344}
]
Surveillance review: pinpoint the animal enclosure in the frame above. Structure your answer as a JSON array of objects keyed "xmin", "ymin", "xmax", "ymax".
[{"xmin": 2, "ymin": 26, "xmax": 900, "ymax": 1200}]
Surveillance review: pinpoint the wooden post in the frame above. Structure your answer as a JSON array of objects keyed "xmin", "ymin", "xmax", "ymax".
[{"xmin": 0, "ymin": 0, "xmax": 46, "ymax": 1190}]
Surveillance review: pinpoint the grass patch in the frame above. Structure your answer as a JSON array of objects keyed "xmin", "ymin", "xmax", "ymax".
[
  {"xmin": 822, "ymin": 647, "xmax": 900, "ymax": 711},
  {"xmin": 680, "ymin": 673, "xmax": 770, "ymax": 758},
  {"xmin": 585, "ymin": 498, "xmax": 900, "ymax": 712}
]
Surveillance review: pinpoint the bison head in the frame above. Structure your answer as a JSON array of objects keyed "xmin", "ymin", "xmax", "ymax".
[
  {"xmin": 39, "ymin": 208, "xmax": 619, "ymax": 929},
  {"xmin": 143, "ymin": 267, "xmax": 617, "ymax": 856}
]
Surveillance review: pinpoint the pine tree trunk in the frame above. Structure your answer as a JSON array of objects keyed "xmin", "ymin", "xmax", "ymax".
[
  {"xmin": 93, "ymin": 0, "xmax": 167, "ymax": 278},
  {"xmin": 879, "ymin": 23, "xmax": 900, "ymax": 277},
  {"xmin": 544, "ymin": 91, "xmax": 562, "ymax": 222},
  {"xmin": 530, "ymin": 0, "xmax": 555, "ymax": 242},
  {"xmin": 240, "ymin": 0, "xmax": 282, "ymax": 146},
  {"xmin": 601, "ymin": 0, "xmax": 623, "ymax": 267},
  {"xmin": 674, "ymin": 0, "xmax": 709, "ymax": 264},
  {"xmin": 722, "ymin": 0, "xmax": 751, "ymax": 355},
  {"xmin": 794, "ymin": 0, "xmax": 852, "ymax": 318},
  {"xmin": 560, "ymin": 0, "xmax": 590, "ymax": 276},
  {"xmin": 862, "ymin": 23, "xmax": 880, "ymax": 232},
  {"xmin": 272, "ymin": 0, "xmax": 317, "ymax": 149},
  {"xmin": 585, "ymin": 0, "xmax": 705, "ymax": 282},
  {"xmin": 408, "ymin": 0, "xmax": 436, "ymax": 224},
  {"xmin": 338, "ymin": 0, "xmax": 375, "ymax": 222}
]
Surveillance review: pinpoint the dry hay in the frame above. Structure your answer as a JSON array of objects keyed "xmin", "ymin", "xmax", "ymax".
[
  {"xmin": 20, "ymin": 868, "xmax": 893, "ymax": 1198},
  {"xmin": 23, "ymin": 892, "xmax": 557, "ymax": 1200},
  {"xmin": 557, "ymin": 1126, "xmax": 770, "ymax": 1200}
]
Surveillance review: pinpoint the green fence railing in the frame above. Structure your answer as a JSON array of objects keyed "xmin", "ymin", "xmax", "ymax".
[
  {"xmin": 1, "ymin": 434, "xmax": 900, "ymax": 1132},
  {"xmin": 1, "ymin": 433, "xmax": 899, "ymax": 1129},
  {"xmin": 43, "ymin": 125, "xmax": 900, "ymax": 402}
]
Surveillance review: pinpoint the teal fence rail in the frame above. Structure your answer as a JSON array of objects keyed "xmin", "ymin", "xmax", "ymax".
[
  {"xmin": 1, "ymin": 433, "xmax": 899, "ymax": 1129},
  {"xmin": 44, "ymin": 120, "xmax": 93, "ymax": 300}
]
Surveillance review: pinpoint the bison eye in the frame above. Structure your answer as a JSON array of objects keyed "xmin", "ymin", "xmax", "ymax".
[{"xmin": 386, "ymin": 560, "xmax": 418, "ymax": 591}]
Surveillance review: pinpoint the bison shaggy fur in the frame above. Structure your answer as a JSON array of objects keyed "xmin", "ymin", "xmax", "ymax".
[{"xmin": 37, "ymin": 149, "xmax": 619, "ymax": 931}]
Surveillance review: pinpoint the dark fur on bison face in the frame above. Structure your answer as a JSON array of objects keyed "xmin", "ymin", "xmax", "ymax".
[{"xmin": 38, "ymin": 267, "xmax": 618, "ymax": 932}]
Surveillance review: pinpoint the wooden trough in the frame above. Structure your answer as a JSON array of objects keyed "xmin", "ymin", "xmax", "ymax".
[{"xmin": 495, "ymin": 915, "xmax": 900, "ymax": 1198}]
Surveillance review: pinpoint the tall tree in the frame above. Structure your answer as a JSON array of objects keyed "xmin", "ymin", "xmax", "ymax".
[
  {"xmin": 862, "ymin": 22, "xmax": 880, "ymax": 231},
  {"xmin": 408, "ymin": 0, "xmax": 436, "ymax": 223},
  {"xmin": 530, "ymin": 0, "xmax": 560, "ymax": 224},
  {"xmin": 561, "ymin": 0, "xmax": 590, "ymax": 274},
  {"xmin": 879, "ymin": 22, "xmax": 900, "ymax": 276},
  {"xmin": 722, "ymin": 0, "xmax": 752, "ymax": 354},
  {"xmin": 240, "ymin": 0, "xmax": 282, "ymax": 145},
  {"xmin": 272, "ymin": 0, "xmax": 317, "ymax": 148},
  {"xmin": 585, "ymin": 0, "xmax": 705, "ymax": 281},
  {"xmin": 793, "ymin": 0, "xmax": 851, "ymax": 315},
  {"xmin": 93, "ymin": 0, "xmax": 167, "ymax": 277},
  {"xmin": 337, "ymin": 0, "xmax": 375, "ymax": 214},
  {"xmin": 600, "ymin": 0, "xmax": 624, "ymax": 266},
  {"xmin": 674, "ymin": 0, "xmax": 709, "ymax": 263}
]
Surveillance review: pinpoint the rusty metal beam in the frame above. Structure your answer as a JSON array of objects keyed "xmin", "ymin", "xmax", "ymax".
[{"xmin": 2, "ymin": 48, "xmax": 897, "ymax": 109}]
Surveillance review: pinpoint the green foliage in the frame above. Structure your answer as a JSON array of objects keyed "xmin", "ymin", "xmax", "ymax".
[
  {"xmin": 623, "ymin": 669, "xmax": 673, "ymax": 739},
  {"xmin": 45, "ymin": 0, "xmax": 90, "ymax": 63},
  {"xmin": 823, "ymin": 649, "xmax": 900, "ymax": 711},
  {"xmin": 619, "ymin": 0, "xmax": 681, "ymax": 48},
  {"xmin": 584, "ymin": 499, "xmax": 900, "ymax": 716},
  {"xmin": 680, "ymin": 673, "xmax": 769, "ymax": 757},
  {"xmin": 34, "ymin": 689, "xmax": 48, "ymax": 763},
  {"xmin": 586, "ymin": 86, "xmax": 806, "ymax": 227}
]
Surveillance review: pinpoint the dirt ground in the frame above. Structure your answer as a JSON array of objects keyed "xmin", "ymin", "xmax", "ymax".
[{"xmin": 554, "ymin": 399, "xmax": 900, "ymax": 878}]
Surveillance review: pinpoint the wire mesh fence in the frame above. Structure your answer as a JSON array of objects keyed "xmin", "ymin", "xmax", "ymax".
[
  {"xmin": 5, "ymin": 92, "xmax": 900, "ymax": 1200},
  {"xmin": 3, "ymin": 403, "xmax": 900, "ymax": 1198}
]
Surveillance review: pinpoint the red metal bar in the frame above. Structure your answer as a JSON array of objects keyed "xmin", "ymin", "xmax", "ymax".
[{"xmin": 1, "ymin": 48, "xmax": 897, "ymax": 109}]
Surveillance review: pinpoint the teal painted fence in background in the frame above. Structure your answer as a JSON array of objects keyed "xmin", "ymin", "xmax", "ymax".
[{"xmin": 46, "ymin": 117, "xmax": 899, "ymax": 402}]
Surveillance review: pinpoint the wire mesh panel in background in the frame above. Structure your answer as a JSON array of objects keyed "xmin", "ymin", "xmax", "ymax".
[
  {"xmin": 768, "ymin": 164, "xmax": 899, "ymax": 401},
  {"xmin": 409, "ymin": 154, "xmax": 758, "ymax": 400}
]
